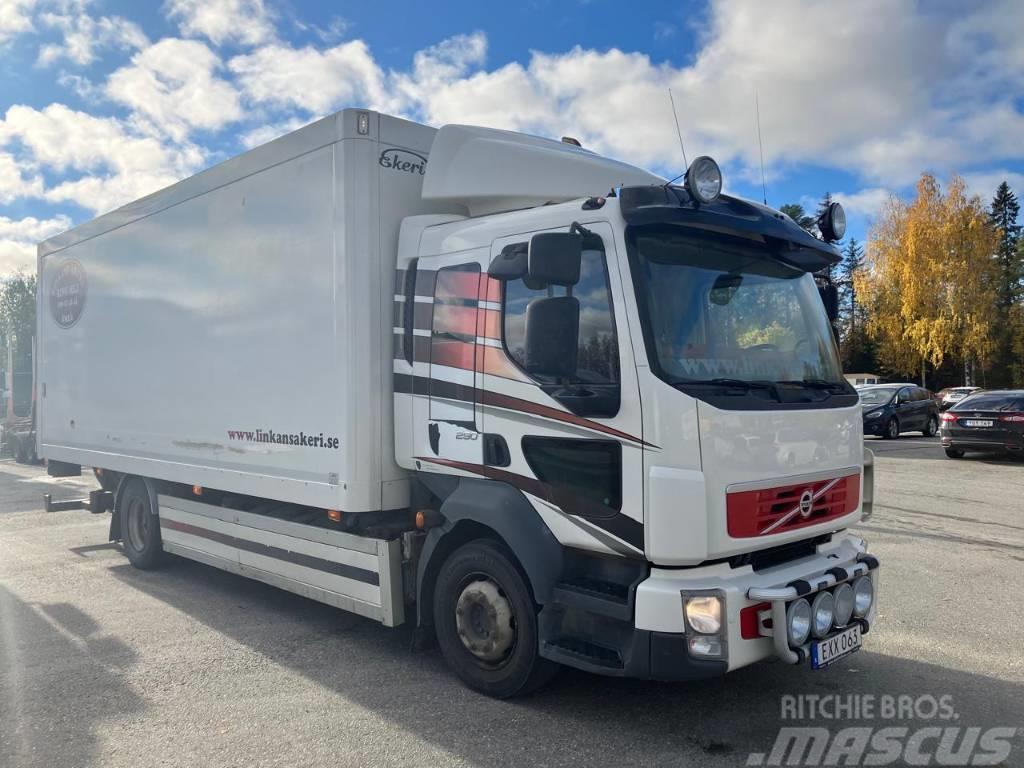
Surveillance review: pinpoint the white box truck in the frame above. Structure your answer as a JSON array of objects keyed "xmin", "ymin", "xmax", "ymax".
[{"xmin": 38, "ymin": 109, "xmax": 879, "ymax": 697}]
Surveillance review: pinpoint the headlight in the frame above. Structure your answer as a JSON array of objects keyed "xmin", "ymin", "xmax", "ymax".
[
  {"xmin": 853, "ymin": 575, "xmax": 874, "ymax": 617},
  {"xmin": 833, "ymin": 583, "xmax": 855, "ymax": 627},
  {"xmin": 686, "ymin": 156, "xmax": 722, "ymax": 204},
  {"xmin": 810, "ymin": 591, "xmax": 835, "ymax": 639},
  {"xmin": 819, "ymin": 201, "xmax": 846, "ymax": 242},
  {"xmin": 685, "ymin": 595, "xmax": 722, "ymax": 634},
  {"xmin": 865, "ymin": 410, "xmax": 883, "ymax": 419},
  {"xmin": 786, "ymin": 598, "xmax": 812, "ymax": 646}
]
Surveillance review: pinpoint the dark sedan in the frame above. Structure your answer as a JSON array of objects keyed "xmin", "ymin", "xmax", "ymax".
[
  {"xmin": 940, "ymin": 390, "xmax": 1024, "ymax": 458},
  {"xmin": 860, "ymin": 384, "xmax": 940, "ymax": 439}
]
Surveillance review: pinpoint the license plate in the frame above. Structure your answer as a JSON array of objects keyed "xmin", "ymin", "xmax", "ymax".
[
  {"xmin": 963, "ymin": 419, "xmax": 993, "ymax": 427},
  {"xmin": 811, "ymin": 625, "xmax": 862, "ymax": 669}
]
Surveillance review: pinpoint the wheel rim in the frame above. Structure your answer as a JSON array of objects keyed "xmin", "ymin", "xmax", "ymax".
[
  {"xmin": 928, "ymin": 416, "xmax": 937, "ymax": 435},
  {"xmin": 454, "ymin": 576, "xmax": 516, "ymax": 666},
  {"xmin": 126, "ymin": 497, "xmax": 149, "ymax": 552},
  {"xmin": 888, "ymin": 419, "xmax": 899, "ymax": 438}
]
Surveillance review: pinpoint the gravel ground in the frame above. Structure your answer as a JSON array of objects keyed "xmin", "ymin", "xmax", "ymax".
[{"xmin": 1, "ymin": 443, "xmax": 1022, "ymax": 767}]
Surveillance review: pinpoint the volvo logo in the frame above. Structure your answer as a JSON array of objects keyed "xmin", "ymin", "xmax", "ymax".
[{"xmin": 799, "ymin": 489, "xmax": 815, "ymax": 518}]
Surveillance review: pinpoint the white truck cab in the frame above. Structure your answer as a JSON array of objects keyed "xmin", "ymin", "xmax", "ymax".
[{"xmin": 38, "ymin": 110, "xmax": 878, "ymax": 697}]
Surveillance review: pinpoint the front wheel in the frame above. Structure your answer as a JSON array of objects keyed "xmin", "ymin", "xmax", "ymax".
[
  {"xmin": 945, "ymin": 447, "xmax": 965, "ymax": 459},
  {"xmin": 433, "ymin": 540, "xmax": 558, "ymax": 698},
  {"xmin": 118, "ymin": 478, "xmax": 165, "ymax": 570},
  {"xmin": 922, "ymin": 415, "xmax": 938, "ymax": 437},
  {"xmin": 884, "ymin": 417, "xmax": 900, "ymax": 440}
]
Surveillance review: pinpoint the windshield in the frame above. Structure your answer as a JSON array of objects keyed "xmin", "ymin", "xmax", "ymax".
[
  {"xmin": 953, "ymin": 393, "xmax": 1024, "ymax": 411},
  {"xmin": 626, "ymin": 226, "xmax": 847, "ymax": 398},
  {"xmin": 859, "ymin": 388, "xmax": 898, "ymax": 405}
]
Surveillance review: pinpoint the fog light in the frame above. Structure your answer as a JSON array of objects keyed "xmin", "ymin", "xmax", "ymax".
[
  {"xmin": 833, "ymin": 583, "xmax": 855, "ymax": 627},
  {"xmin": 685, "ymin": 596, "xmax": 722, "ymax": 634},
  {"xmin": 688, "ymin": 636, "xmax": 723, "ymax": 658},
  {"xmin": 853, "ymin": 576, "xmax": 874, "ymax": 617},
  {"xmin": 787, "ymin": 598, "xmax": 812, "ymax": 647},
  {"xmin": 685, "ymin": 156, "xmax": 722, "ymax": 204},
  {"xmin": 810, "ymin": 591, "xmax": 835, "ymax": 639}
]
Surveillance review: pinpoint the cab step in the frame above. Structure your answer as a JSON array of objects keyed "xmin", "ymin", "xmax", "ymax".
[
  {"xmin": 543, "ymin": 636, "xmax": 624, "ymax": 670},
  {"xmin": 551, "ymin": 577, "xmax": 632, "ymax": 621}
]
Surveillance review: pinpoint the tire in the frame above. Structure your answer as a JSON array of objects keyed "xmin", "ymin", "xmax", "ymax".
[
  {"xmin": 884, "ymin": 417, "xmax": 900, "ymax": 440},
  {"xmin": 118, "ymin": 478, "xmax": 165, "ymax": 570},
  {"xmin": 433, "ymin": 539, "xmax": 558, "ymax": 698},
  {"xmin": 945, "ymin": 448, "xmax": 965, "ymax": 459},
  {"xmin": 922, "ymin": 415, "xmax": 938, "ymax": 437}
]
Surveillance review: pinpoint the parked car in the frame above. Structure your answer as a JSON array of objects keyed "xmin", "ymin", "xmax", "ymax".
[
  {"xmin": 940, "ymin": 390, "xmax": 1024, "ymax": 458},
  {"xmin": 937, "ymin": 386, "xmax": 981, "ymax": 411},
  {"xmin": 860, "ymin": 384, "xmax": 940, "ymax": 439}
]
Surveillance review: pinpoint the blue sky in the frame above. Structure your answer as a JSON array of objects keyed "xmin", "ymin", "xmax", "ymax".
[{"xmin": 1, "ymin": 0, "xmax": 1023, "ymax": 273}]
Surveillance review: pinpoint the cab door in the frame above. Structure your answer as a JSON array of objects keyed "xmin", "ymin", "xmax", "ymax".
[
  {"xmin": 477, "ymin": 222, "xmax": 646, "ymax": 557},
  {"xmin": 411, "ymin": 251, "xmax": 489, "ymax": 465}
]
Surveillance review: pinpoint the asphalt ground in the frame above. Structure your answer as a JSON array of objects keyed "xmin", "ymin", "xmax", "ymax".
[{"xmin": 1, "ymin": 442, "xmax": 1022, "ymax": 767}]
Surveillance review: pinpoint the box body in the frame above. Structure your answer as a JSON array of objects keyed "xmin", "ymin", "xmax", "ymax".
[{"xmin": 38, "ymin": 110, "xmax": 446, "ymax": 512}]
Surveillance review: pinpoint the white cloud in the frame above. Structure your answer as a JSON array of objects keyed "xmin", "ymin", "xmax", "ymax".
[
  {"xmin": 0, "ymin": 0, "xmax": 36, "ymax": 45},
  {"xmin": 229, "ymin": 39, "xmax": 387, "ymax": 114},
  {"xmin": 106, "ymin": 38, "xmax": 244, "ymax": 142},
  {"xmin": 960, "ymin": 170, "xmax": 1024, "ymax": 205},
  {"xmin": 37, "ymin": 6, "xmax": 147, "ymax": 67},
  {"xmin": 0, "ymin": 214, "xmax": 72, "ymax": 273},
  {"xmin": 0, "ymin": 151, "xmax": 43, "ymax": 203},
  {"xmin": 833, "ymin": 188, "xmax": 894, "ymax": 220},
  {"xmin": 0, "ymin": 103, "xmax": 203, "ymax": 213},
  {"xmin": 165, "ymin": 0, "xmax": 274, "ymax": 47},
  {"xmin": 239, "ymin": 116, "xmax": 309, "ymax": 149}
]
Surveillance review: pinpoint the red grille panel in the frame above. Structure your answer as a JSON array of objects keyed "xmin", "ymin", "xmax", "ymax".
[{"xmin": 727, "ymin": 474, "xmax": 860, "ymax": 538}]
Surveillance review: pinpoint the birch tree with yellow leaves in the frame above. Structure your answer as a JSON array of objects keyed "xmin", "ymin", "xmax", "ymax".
[{"xmin": 856, "ymin": 174, "xmax": 998, "ymax": 385}]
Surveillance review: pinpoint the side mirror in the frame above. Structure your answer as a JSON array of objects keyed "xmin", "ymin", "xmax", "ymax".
[
  {"xmin": 488, "ymin": 242, "xmax": 528, "ymax": 281},
  {"xmin": 523, "ymin": 296, "xmax": 579, "ymax": 378},
  {"xmin": 528, "ymin": 232, "xmax": 582, "ymax": 286},
  {"xmin": 819, "ymin": 283, "xmax": 839, "ymax": 323}
]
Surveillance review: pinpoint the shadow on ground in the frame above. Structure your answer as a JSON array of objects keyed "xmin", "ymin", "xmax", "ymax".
[
  {"xmin": 0, "ymin": 586, "xmax": 143, "ymax": 768},
  {"xmin": 107, "ymin": 558, "xmax": 1024, "ymax": 766}
]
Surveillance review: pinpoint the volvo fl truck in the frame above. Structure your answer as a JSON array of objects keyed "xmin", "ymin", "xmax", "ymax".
[{"xmin": 38, "ymin": 109, "xmax": 878, "ymax": 697}]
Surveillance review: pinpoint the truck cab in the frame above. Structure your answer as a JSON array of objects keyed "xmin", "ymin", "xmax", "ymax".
[{"xmin": 393, "ymin": 126, "xmax": 877, "ymax": 693}]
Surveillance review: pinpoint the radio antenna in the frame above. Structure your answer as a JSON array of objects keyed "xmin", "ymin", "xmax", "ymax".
[
  {"xmin": 668, "ymin": 88, "xmax": 688, "ymax": 174},
  {"xmin": 755, "ymin": 90, "xmax": 768, "ymax": 205}
]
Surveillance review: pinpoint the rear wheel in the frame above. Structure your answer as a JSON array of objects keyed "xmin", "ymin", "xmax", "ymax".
[
  {"xmin": 118, "ymin": 478, "xmax": 165, "ymax": 570},
  {"xmin": 884, "ymin": 417, "xmax": 900, "ymax": 439},
  {"xmin": 922, "ymin": 415, "xmax": 938, "ymax": 437},
  {"xmin": 945, "ymin": 447, "xmax": 965, "ymax": 459},
  {"xmin": 433, "ymin": 539, "xmax": 557, "ymax": 698}
]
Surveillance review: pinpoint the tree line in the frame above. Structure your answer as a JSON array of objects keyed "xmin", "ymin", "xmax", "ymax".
[{"xmin": 783, "ymin": 177, "xmax": 1023, "ymax": 390}]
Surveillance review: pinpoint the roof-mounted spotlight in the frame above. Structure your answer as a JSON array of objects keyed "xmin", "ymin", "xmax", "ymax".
[
  {"xmin": 685, "ymin": 156, "xmax": 722, "ymax": 204},
  {"xmin": 818, "ymin": 201, "xmax": 846, "ymax": 242}
]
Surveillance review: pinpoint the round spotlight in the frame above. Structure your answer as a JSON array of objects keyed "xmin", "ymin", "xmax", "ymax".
[
  {"xmin": 786, "ymin": 598, "xmax": 812, "ymax": 647},
  {"xmin": 852, "ymin": 575, "xmax": 874, "ymax": 618},
  {"xmin": 833, "ymin": 583, "xmax": 855, "ymax": 627},
  {"xmin": 686, "ymin": 156, "xmax": 722, "ymax": 204},
  {"xmin": 819, "ymin": 201, "xmax": 847, "ymax": 242},
  {"xmin": 810, "ymin": 591, "xmax": 835, "ymax": 639}
]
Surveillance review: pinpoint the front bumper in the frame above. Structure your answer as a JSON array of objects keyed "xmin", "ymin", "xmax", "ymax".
[{"xmin": 632, "ymin": 532, "xmax": 878, "ymax": 673}]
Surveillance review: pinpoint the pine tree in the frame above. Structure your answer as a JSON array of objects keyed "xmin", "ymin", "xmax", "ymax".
[
  {"xmin": 987, "ymin": 182, "xmax": 1022, "ymax": 386},
  {"xmin": 989, "ymin": 181, "xmax": 1022, "ymax": 308},
  {"xmin": 779, "ymin": 203, "xmax": 815, "ymax": 233}
]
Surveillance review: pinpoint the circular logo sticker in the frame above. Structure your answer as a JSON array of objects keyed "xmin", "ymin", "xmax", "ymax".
[{"xmin": 50, "ymin": 259, "xmax": 87, "ymax": 329}]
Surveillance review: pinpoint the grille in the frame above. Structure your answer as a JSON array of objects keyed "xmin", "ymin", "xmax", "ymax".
[{"xmin": 727, "ymin": 474, "xmax": 859, "ymax": 538}]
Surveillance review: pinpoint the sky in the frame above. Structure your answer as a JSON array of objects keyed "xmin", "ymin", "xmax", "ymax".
[{"xmin": 1, "ymin": 0, "xmax": 1023, "ymax": 274}]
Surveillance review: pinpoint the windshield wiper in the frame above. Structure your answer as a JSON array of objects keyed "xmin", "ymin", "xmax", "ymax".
[
  {"xmin": 674, "ymin": 377, "xmax": 782, "ymax": 401},
  {"xmin": 777, "ymin": 378, "xmax": 850, "ymax": 393}
]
